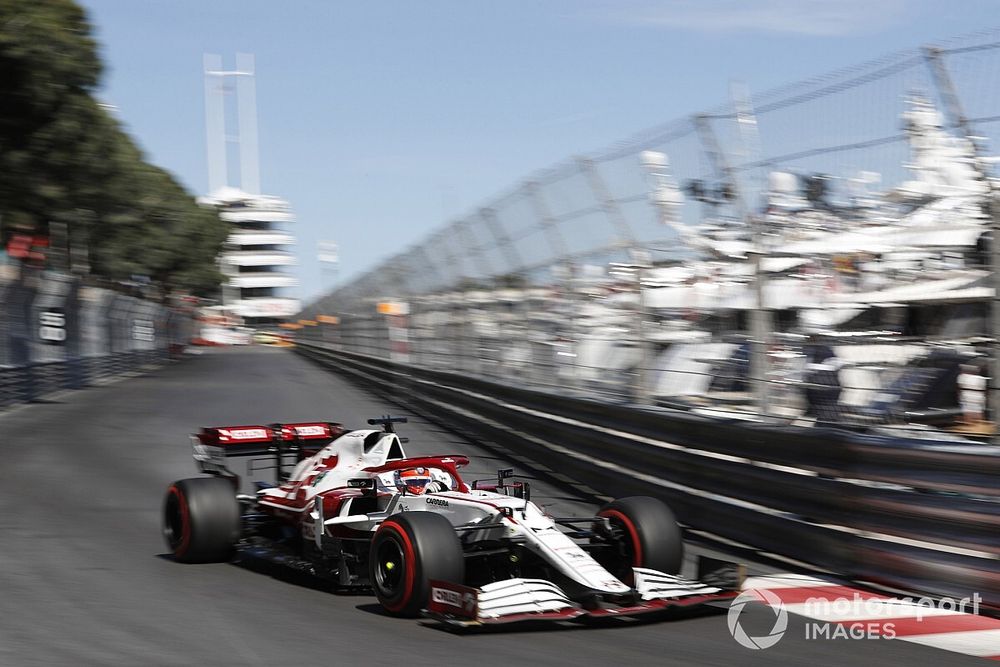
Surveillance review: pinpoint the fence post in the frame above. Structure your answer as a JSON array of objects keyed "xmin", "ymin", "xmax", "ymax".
[
  {"xmin": 694, "ymin": 113, "xmax": 771, "ymax": 417},
  {"xmin": 578, "ymin": 157, "xmax": 636, "ymax": 246},
  {"xmin": 480, "ymin": 207, "xmax": 523, "ymax": 277},
  {"xmin": 924, "ymin": 45, "xmax": 1000, "ymax": 441}
]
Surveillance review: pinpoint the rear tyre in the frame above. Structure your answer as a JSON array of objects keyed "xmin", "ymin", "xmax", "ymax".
[
  {"xmin": 163, "ymin": 477, "xmax": 240, "ymax": 563},
  {"xmin": 595, "ymin": 496, "xmax": 683, "ymax": 582},
  {"xmin": 369, "ymin": 512, "xmax": 464, "ymax": 617}
]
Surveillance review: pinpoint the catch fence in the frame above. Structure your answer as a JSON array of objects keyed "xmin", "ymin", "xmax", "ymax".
[{"xmin": 298, "ymin": 32, "xmax": 1000, "ymax": 432}]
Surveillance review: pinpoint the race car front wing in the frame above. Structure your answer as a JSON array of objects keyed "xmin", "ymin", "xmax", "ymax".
[{"xmin": 424, "ymin": 558, "xmax": 741, "ymax": 627}]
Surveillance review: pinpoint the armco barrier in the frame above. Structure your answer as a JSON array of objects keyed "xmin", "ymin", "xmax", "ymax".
[
  {"xmin": 0, "ymin": 350, "xmax": 171, "ymax": 410},
  {"xmin": 295, "ymin": 341, "xmax": 1000, "ymax": 610},
  {"xmin": 0, "ymin": 267, "xmax": 193, "ymax": 411}
]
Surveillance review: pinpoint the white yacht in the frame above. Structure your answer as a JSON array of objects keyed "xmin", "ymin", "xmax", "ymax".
[{"xmin": 629, "ymin": 96, "xmax": 996, "ymax": 423}]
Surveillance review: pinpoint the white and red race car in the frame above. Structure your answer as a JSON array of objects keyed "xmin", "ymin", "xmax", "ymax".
[{"xmin": 163, "ymin": 416, "xmax": 740, "ymax": 625}]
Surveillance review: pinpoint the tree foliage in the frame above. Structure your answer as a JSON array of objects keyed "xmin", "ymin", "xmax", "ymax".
[{"xmin": 0, "ymin": 0, "xmax": 227, "ymax": 295}]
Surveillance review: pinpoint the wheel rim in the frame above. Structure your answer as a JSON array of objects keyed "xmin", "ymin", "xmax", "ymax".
[
  {"xmin": 597, "ymin": 512, "xmax": 638, "ymax": 584},
  {"xmin": 608, "ymin": 522, "xmax": 635, "ymax": 578},
  {"xmin": 163, "ymin": 490, "xmax": 184, "ymax": 551},
  {"xmin": 374, "ymin": 536, "xmax": 405, "ymax": 598}
]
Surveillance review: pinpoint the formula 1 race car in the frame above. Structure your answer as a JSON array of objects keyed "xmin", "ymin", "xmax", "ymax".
[{"xmin": 162, "ymin": 416, "xmax": 740, "ymax": 625}]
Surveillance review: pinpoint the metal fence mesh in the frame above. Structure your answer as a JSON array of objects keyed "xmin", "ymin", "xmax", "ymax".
[{"xmin": 298, "ymin": 33, "xmax": 1000, "ymax": 435}]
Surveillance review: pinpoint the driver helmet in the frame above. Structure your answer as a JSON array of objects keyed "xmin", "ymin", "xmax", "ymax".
[{"xmin": 394, "ymin": 467, "xmax": 433, "ymax": 495}]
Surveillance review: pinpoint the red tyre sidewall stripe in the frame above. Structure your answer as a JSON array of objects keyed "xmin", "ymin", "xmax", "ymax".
[
  {"xmin": 168, "ymin": 485, "xmax": 192, "ymax": 558},
  {"xmin": 379, "ymin": 522, "xmax": 416, "ymax": 613},
  {"xmin": 599, "ymin": 509, "xmax": 642, "ymax": 566}
]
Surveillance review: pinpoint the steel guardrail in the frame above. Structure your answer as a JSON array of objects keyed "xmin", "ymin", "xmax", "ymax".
[
  {"xmin": 294, "ymin": 340, "xmax": 1000, "ymax": 611},
  {"xmin": 0, "ymin": 350, "xmax": 179, "ymax": 411}
]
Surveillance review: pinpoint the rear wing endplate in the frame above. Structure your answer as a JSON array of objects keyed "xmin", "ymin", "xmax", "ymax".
[{"xmin": 191, "ymin": 421, "xmax": 345, "ymax": 477}]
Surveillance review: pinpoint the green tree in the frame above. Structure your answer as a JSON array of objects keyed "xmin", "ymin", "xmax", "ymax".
[{"xmin": 0, "ymin": 0, "xmax": 227, "ymax": 296}]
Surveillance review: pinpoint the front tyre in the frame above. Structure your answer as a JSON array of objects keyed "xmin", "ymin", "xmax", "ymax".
[
  {"xmin": 369, "ymin": 512, "xmax": 464, "ymax": 617},
  {"xmin": 163, "ymin": 477, "xmax": 240, "ymax": 563},
  {"xmin": 595, "ymin": 496, "xmax": 683, "ymax": 582}
]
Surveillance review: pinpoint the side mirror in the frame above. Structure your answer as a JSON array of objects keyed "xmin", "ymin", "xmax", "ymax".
[
  {"xmin": 347, "ymin": 478, "xmax": 376, "ymax": 495},
  {"xmin": 505, "ymin": 481, "xmax": 530, "ymax": 502}
]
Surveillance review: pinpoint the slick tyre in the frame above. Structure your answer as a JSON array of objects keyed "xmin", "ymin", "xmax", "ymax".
[
  {"xmin": 595, "ymin": 496, "xmax": 684, "ymax": 582},
  {"xmin": 370, "ymin": 512, "xmax": 464, "ymax": 617},
  {"xmin": 163, "ymin": 477, "xmax": 240, "ymax": 563}
]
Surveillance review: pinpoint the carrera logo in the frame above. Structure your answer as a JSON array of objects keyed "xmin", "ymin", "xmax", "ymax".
[
  {"xmin": 426, "ymin": 497, "xmax": 449, "ymax": 507},
  {"xmin": 220, "ymin": 428, "xmax": 269, "ymax": 440}
]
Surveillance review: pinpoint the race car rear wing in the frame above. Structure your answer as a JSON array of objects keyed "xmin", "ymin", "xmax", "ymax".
[{"xmin": 192, "ymin": 421, "xmax": 346, "ymax": 478}]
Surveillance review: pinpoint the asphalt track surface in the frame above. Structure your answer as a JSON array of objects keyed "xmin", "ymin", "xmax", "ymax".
[{"xmin": 0, "ymin": 348, "xmax": 984, "ymax": 666}]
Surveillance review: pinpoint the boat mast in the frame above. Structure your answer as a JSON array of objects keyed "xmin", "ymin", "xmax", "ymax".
[
  {"xmin": 924, "ymin": 46, "xmax": 1000, "ymax": 440},
  {"xmin": 694, "ymin": 113, "xmax": 771, "ymax": 417}
]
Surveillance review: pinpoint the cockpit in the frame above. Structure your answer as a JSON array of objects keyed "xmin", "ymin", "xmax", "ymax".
[{"xmin": 378, "ymin": 466, "xmax": 455, "ymax": 495}]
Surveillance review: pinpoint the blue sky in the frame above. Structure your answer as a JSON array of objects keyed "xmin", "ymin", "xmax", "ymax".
[{"xmin": 79, "ymin": 0, "xmax": 1000, "ymax": 302}]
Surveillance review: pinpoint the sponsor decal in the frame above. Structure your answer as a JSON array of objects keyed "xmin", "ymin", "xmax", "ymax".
[
  {"xmin": 555, "ymin": 547, "xmax": 588, "ymax": 560},
  {"xmin": 132, "ymin": 319, "xmax": 155, "ymax": 342},
  {"xmin": 426, "ymin": 497, "xmax": 449, "ymax": 507},
  {"xmin": 431, "ymin": 587, "xmax": 463, "ymax": 608},
  {"xmin": 220, "ymin": 428, "xmax": 269, "ymax": 440},
  {"xmin": 39, "ymin": 310, "xmax": 66, "ymax": 344},
  {"xmin": 293, "ymin": 425, "xmax": 327, "ymax": 437},
  {"xmin": 429, "ymin": 584, "xmax": 477, "ymax": 617}
]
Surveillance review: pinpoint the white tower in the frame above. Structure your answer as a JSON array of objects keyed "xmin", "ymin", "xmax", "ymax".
[{"xmin": 200, "ymin": 53, "xmax": 299, "ymax": 327}]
